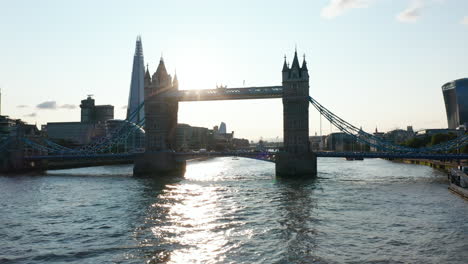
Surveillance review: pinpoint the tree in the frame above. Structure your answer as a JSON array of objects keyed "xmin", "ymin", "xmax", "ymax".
[{"xmin": 430, "ymin": 133, "xmax": 457, "ymax": 146}]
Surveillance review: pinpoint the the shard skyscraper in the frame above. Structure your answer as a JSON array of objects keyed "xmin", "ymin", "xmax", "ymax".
[{"xmin": 127, "ymin": 36, "xmax": 145, "ymax": 124}]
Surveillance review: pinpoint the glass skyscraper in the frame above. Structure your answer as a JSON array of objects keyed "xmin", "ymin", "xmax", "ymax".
[
  {"xmin": 127, "ymin": 36, "xmax": 145, "ymax": 124},
  {"xmin": 442, "ymin": 78, "xmax": 468, "ymax": 129}
]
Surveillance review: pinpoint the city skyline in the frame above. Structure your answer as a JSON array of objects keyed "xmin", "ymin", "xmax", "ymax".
[{"xmin": 1, "ymin": 0, "xmax": 467, "ymax": 140}]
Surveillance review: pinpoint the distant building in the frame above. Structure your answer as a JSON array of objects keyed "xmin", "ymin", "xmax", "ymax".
[
  {"xmin": 176, "ymin": 124, "xmax": 209, "ymax": 151},
  {"xmin": 442, "ymin": 78, "xmax": 468, "ymax": 129},
  {"xmin": 80, "ymin": 96, "xmax": 114, "ymax": 123},
  {"xmin": 46, "ymin": 96, "xmax": 115, "ymax": 146},
  {"xmin": 325, "ymin": 132, "xmax": 356, "ymax": 151},
  {"xmin": 46, "ymin": 122, "xmax": 105, "ymax": 146},
  {"xmin": 127, "ymin": 36, "xmax": 145, "ymax": 124},
  {"xmin": 0, "ymin": 115, "xmax": 17, "ymax": 140},
  {"xmin": 415, "ymin": 128, "xmax": 460, "ymax": 137},
  {"xmin": 212, "ymin": 124, "xmax": 234, "ymax": 151},
  {"xmin": 370, "ymin": 127, "xmax": 385, "ymax": 152},
  {"xmin": 219, "ymin": 122, "xmax": 227, "ymax": 134},
  {"xmin": 175, "ymin": 123, "xmax": 248, "ymax": 151},
  {"xmin": 0, "ymin": 115, "xmax": 40, "ymax": 140},
  {"xmin": 309, "ymin": 136, "xmax": 326, "ymax": 151},
  {"xmin": 176, "ymin": 124, "xmax": 193, "ymax": 151},
  {"xmin": 383, "ymin": 127, "xmax": 414, "ymax": 144},
  {"xmin": 232, "ymin": 138, "xmax": 250, "ymax": 149}
]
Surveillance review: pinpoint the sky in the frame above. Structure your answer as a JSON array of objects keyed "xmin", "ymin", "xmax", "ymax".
[{"xmin": 0, "ymin": 0, "xmax": 467, "ymax": 141}]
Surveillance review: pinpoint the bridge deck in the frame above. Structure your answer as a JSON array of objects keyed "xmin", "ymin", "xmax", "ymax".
[
  {"xmin": 26, "ymin": 151, "xmax": 468, "ymax": 161},
  {"xmin": 165, "ymin": 86, "xmax": 283, "ymax": 101}
]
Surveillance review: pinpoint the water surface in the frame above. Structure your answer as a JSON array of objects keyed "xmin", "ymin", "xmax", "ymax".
[{"xmin": 1, "ymin": 158, "xmax": 467, "ymax": 263}]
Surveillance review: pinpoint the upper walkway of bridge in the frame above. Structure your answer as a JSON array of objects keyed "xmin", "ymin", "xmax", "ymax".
[{"xmin": 164, "ymin": 86, "xmax": 283, "ymax": 101}]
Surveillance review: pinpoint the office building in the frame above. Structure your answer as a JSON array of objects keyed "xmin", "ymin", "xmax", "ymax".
[
  {"xmin": 127, "ymin": 36, "xmax": 145, "ymax": 124},
  {"xmin": 442, "ymin": 78, "xmax": 468, "ymax": 129},
  {"xmin": 219, "ymin": 122, "xmax": 227, "ymax": 134},
  {"xmin": 46, "ymin": 96, "xmax": 115, "ymax": 146},
  {"xmin": 80, "ymin": 95, "xmax": 114, "ymax": 123}
]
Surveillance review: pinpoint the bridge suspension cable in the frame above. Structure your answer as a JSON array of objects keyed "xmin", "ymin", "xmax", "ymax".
[
  {"xmin": 21, "ymin": 102, "xmax": 146, "ymax": 156},
  {"xmin": 0, "ymin": 138, "xmax": 11, "ymax": 152},
  {"xmin": 309, "ymin": 96, "xmax": 468, "ymax": 153}
]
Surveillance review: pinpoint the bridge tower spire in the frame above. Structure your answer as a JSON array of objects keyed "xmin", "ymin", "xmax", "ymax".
[{"xmin": 276, "ymin": 49, "xmax": 317, "ymax": 177}]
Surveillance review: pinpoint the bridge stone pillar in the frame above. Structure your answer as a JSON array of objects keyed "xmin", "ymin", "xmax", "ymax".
[
  {"xmin": 275, "ymin": 51, "xmax": 317, "ymax": 177},
  {"xmin": 1, "ymin": 125, "xmax": 42, "ymax": 173},
  {"xmin": 134, "ymin": 58, "xmax": 186, "ymax": 176}
]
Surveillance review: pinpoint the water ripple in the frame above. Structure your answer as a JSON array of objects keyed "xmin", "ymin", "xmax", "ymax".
[{"xmin": 0, "ymin": 157, "xmax": 467, "ymax": 263}]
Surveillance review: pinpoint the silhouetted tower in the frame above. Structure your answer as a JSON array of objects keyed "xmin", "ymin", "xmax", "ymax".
[
  {"xmin": 144, "ymin": 57, "xmax": 178, "ymax": 151},
  {"xmin": 80, "ymin": 95, "xmax": 95, "ymax": 123},
  {"xmin": 127, "ymin": 36, "xmax": 145, "ymax": 124},
  {"xmin": 276, "ymin": 49, "xmax": 316, "ymax": 177},
  {"xmin": 134, "ymin": 57, "xmax": 185, "ymax": 176},
  {"xmin": 282, "ymin": 50, "xmax": 310, "ymax": 154}
]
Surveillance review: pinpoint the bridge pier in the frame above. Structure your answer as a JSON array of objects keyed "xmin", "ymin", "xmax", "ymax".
[
  {"xmin": 275, "ymin": 152, "xmax": 317, "ymax": 177},
  {"xmin": 134, "ymin": 152, "xmax": 185, "ymax": 176},
  {"xmin": 1, "ymin": 134, "xmax": 47, "ymax": 173}
]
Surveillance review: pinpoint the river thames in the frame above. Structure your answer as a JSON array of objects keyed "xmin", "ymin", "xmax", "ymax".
[{"xmin": 1, "ymin": 157, "xmax": 467, "ymax": 263}]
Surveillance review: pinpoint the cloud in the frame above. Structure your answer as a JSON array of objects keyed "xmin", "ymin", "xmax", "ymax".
[
  {"xmin": 321, "ymin": 0, "xmax": 372, "ymax": 19},
  {"xmin": 60, "ymin": 104, "xmax": 77, "ymax": 109},
  {"xmin": 36, "ymin": 101, "xmax": 57, "ymax": 109},
  {"xmin": 397, "ymin": 0, "xmax": 424, "ymax": 23},
  {"xmin": 24, "ymin": 113, "xmax": 37, "ymax": 117},
  {"xmin": 462, "ymin": 16, "xmax": 468, "ymax": 25},
  {"xmin": 17, "ymin": 105, "xmax": 29, "ymax": 108}
]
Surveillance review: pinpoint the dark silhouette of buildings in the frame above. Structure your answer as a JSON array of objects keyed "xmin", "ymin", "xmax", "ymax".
[
  {"xmin": 46, "ymin": 96, "xmax": 115, "ymax": 146},
  {"xmin": 80, "ymin": 95, "xmax": 114, "ymax": 123}
]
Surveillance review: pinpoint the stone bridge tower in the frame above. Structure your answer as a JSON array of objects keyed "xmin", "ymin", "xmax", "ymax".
[
  {"xmin": 275, "ymin": 50, "xmax": 317, "ymax": 177},
  {"xmin": 134, "ymin": 58, "xmax": 185, "ymax": 176}
]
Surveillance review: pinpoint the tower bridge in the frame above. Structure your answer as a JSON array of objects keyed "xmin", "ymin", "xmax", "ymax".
[
  {"xmin": 2, "ymin": 49, "xmax": 468, "ymax": 175},
  {"xmin": 134, "ymin": 50, "xmax": 316, "ymax": 177}
]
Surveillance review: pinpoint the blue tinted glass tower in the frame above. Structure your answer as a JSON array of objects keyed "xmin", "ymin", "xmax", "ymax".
[
  {"xmin": 127, "ymin": 36, "xmax": 145, "ymax": 124},
  {"xmin": 442, "ymin": 78, "xmax": 468, "ymax": 129}
]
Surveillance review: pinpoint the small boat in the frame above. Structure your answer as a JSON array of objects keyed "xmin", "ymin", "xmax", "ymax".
[{"xmin": 346, "ymin": 157, "xmax": 363, "ymax": 161}]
